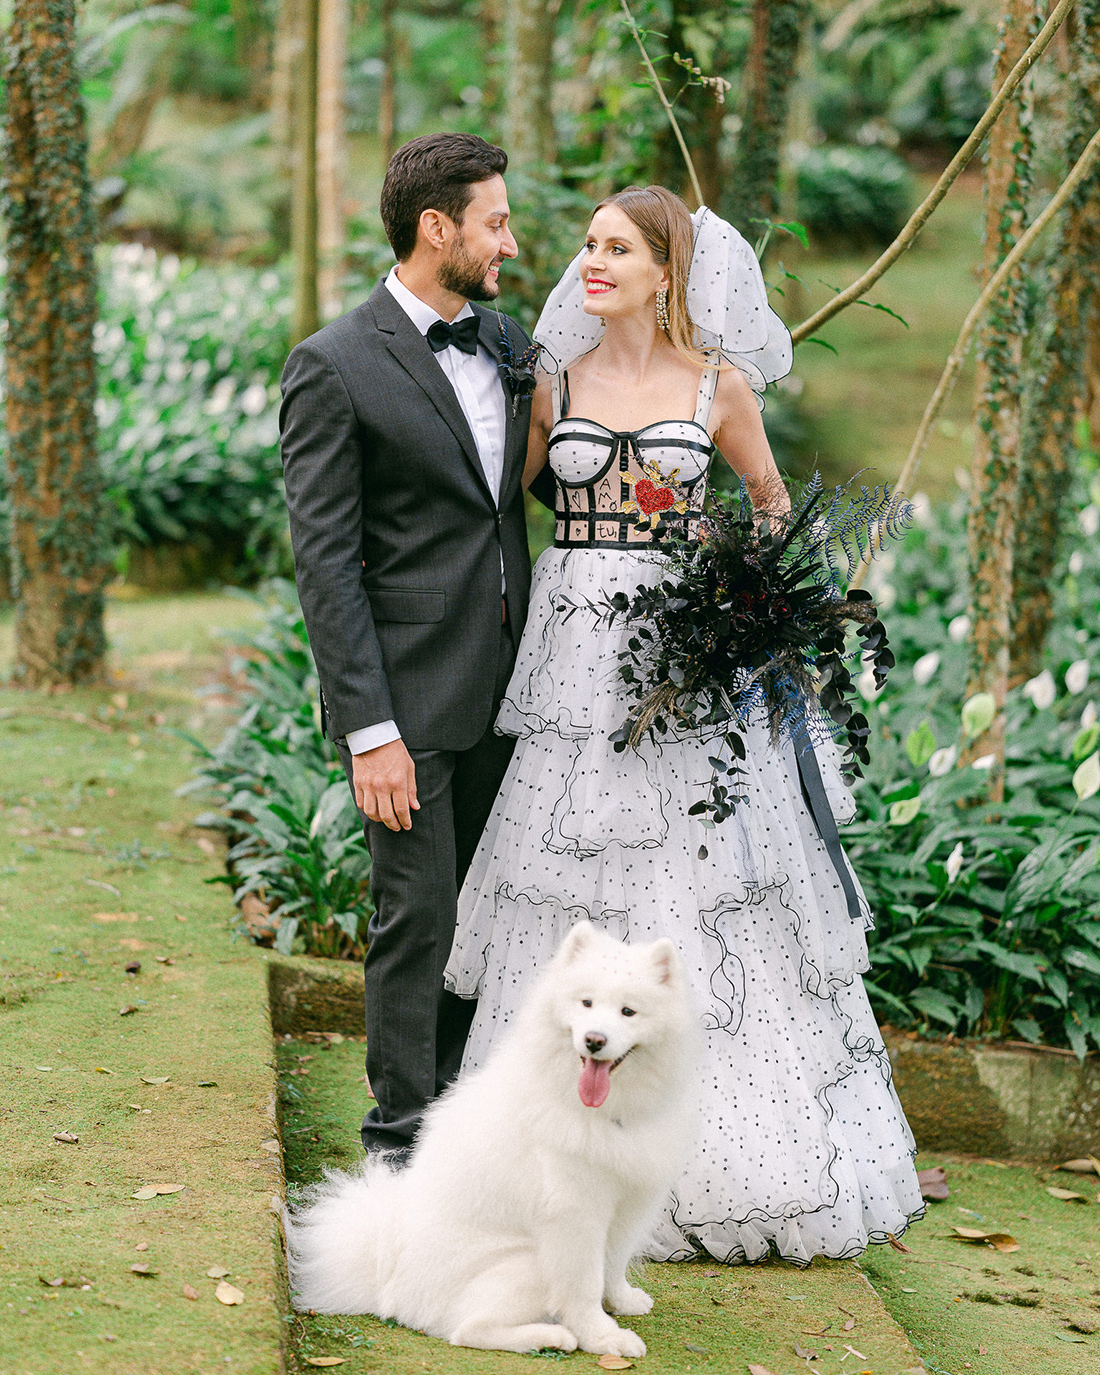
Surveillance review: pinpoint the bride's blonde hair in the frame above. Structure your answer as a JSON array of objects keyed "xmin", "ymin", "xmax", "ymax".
[{"xmin": 594, "ymin": 184, "xmax": 710, "ymax": 367}]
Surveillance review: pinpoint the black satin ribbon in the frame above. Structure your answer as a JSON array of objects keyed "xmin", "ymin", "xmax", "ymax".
[{"xmin": 792, "ymin": 727, "xmax": 864, "ymax": 927}]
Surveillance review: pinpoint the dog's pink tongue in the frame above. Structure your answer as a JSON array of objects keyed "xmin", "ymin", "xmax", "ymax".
[{"xmin": 579, "ymin": 1057, "xmax": 611, "ymax": 1108}]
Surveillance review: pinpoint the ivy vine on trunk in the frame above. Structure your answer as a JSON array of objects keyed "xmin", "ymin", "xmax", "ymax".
[
  {"xmin": 964, "ymin": 0, "xmax": 1039, "ymax": 799},
  {"xmin": 1010, "ymin": 0, "xmax": 1100, "ymax": 686},
  {"xmin": 2, "ymin": 0, "xmax": 111, "ymax": 687}
]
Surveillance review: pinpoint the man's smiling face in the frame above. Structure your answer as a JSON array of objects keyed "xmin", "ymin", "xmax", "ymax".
[{"xmin": 437, "ymin": 174, "xmax": 518, "ymax": 302}]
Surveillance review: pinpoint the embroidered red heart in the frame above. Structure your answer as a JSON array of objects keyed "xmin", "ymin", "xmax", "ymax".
[{"xmin": 634, "ymin": 479, "xmax": 676, "ymax": 515}]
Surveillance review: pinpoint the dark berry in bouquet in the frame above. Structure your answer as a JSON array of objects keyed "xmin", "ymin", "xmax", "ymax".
[{"xmin": 581, "ymin": 475, "xmax": 909, "ymax": 831}]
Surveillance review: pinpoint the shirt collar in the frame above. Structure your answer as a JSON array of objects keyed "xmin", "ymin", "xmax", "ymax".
[{"xmin": 386, "ymin": 265, "xmax": 475, "ymax": 338}]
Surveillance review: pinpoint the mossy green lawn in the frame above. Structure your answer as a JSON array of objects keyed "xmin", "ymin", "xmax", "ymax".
[{"xmin": 0, "ymin": 593, "xmax": 286, "ymax": 1374}]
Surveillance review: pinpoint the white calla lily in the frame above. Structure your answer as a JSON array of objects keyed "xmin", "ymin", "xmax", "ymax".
[
  {"xmin": 927, "ymin": 745, "xmax": 957, "ymax": 777},
  {"xmin": 1066, "ymin": 660, "xmax": 1090, "ymax": 696},
  {"xmin": 912, "ymin": 651, "xmax": 940, "ymax": 687},
  {"xmin": 945, "ymin": 841, "xmax": 964, "ymax": 884},
  {"xmin": 971, "ymin": 753, "xmax": 996, "ymax": 771},
  {"xmin": 947, "ymin": 614, "xmax": 970, "ymax": 644},
  {"xmin": 1022, "ymin": 670, "xmax": 1056, "ymax": 710}
]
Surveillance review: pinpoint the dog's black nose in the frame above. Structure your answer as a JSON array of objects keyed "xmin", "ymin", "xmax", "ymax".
[{"xmin": 584, "ymin": 1032, "xmax": 607, "ymax": 1055}]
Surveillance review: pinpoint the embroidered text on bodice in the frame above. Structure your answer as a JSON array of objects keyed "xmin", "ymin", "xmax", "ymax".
[{"xmin": 548, "ymin": 362, "xmax": 720, "ymax": 549}]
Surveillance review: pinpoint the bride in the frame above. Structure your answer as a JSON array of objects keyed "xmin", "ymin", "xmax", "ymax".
[{"xmin": 444, "ymin": 185, "xmax": 924, "ymax": 1265}]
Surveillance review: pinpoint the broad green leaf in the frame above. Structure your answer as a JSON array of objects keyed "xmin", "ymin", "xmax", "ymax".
[
  {"xmin": 961, "ymin": 692, "xmax": 996, "ymax": 740},
  {"xmin": 274, "ymin": 916, "xmax": 299, "ymax": 956},
  {"xmin": 906, "ymin": 721, "xmax": 937, "ymax": 768},
  {"xmin": 1072, "ymin": 725, "xmax": 1100, "ymax": 762}
]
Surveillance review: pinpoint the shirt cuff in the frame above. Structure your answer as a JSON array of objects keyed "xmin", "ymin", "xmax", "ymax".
[{"xmin": 345, "ymin": 720, "xmax": 401, "ymax": 755}]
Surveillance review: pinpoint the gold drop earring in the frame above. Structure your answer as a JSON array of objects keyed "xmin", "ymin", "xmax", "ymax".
[{"xmin": 656, "ymin": 288, "xmax": 670, "ymax": 333}]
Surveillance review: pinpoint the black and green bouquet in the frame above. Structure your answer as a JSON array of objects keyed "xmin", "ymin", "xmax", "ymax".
[{"xmin": 568, "ymin": 475, "xmax": 909, "ymax": 843}]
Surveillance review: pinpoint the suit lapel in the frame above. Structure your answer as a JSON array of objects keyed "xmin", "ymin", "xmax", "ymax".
[
  {"xmin": 369, "ymin": 283, "xmax": 495, "ymax": 507},
  {"xmin": 475, "ymin": 306, "xmax": 526, "ymax": 508}
]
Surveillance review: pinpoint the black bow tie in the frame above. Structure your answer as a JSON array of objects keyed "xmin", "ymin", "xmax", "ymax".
[{"xmin": 426, "ymin": 316, "xmax": 481, "ymax": 356}]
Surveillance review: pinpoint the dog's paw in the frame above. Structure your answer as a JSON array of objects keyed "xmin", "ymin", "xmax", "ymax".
[
  {"xmin": 600, "ymin": 1327, "xmax": 647, "ymax": 1360},
  {"xmin": 605, "ymin": 1285, "xmax": 654, "ymax": 1317}
]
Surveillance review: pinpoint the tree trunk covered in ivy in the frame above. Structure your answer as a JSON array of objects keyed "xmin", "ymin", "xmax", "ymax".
[
  {"xmin": 1, "ymin": 0, "xmax": 110, "ymax": 687},
  {"xmin": 724, "ymin": 0, "xmax": 807, "ymax": 241},
  {"xmin": 655, "ymin": 0, "xmax": 727, "ymax": 208},
  {"xmin": 504, "ymin": 0, "xmax": 555, "ymax": 174},
  {"xmin": 963, "ymin": 0, "xmax": 1038, "ymax": 797},
  {"xmin": 1010, "ymin": 0, "xmax": 1100, "ymax": 685}
]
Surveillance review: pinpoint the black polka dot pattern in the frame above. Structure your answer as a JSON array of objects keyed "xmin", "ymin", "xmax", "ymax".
[{"xmin": 445, "ymin": 544, "xmax": 926, "ymax": 1267}]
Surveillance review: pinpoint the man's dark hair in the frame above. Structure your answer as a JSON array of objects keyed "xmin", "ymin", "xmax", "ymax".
[{"xmin": 380, "ymin": 132, "xmax": 508, "ymax": 261}]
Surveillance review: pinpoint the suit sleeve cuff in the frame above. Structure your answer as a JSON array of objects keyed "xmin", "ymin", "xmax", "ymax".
[{"xmin": 345, "ymin": 720, "xmax": 401, "ymax": 755}]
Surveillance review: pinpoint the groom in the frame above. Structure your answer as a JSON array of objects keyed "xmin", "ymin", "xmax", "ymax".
[{"xmin": 279, "ymin": 133, "xmax": 538, "ymax": 1160}]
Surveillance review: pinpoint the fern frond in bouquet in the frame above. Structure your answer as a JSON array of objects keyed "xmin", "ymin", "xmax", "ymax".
[{"xmin": 577, "ymin": 474, "xmax": 909, "ymax": 836}]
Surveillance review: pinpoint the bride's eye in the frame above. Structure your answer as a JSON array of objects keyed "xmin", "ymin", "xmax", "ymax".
[
  {"xmin": 621, "ymin": 1006, "xmax": 636, "ymax": 1017},
  {"xmin": 583, "ymin": 241, "xmax": 596, "ymax": 253},
  {"xmin": 582, "ymin": 998, "xmax": 592, "ymax": 1007}
]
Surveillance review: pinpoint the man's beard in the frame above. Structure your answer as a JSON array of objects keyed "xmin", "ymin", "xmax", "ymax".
[{"xmin": 438, "ymin": 233, "xmax": 499, "ymax": 301}]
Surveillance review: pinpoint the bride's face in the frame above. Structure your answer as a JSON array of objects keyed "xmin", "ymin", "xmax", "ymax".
[{"xmin": 579, "ymin": 206, "xmax": 668, "ymax": 321}]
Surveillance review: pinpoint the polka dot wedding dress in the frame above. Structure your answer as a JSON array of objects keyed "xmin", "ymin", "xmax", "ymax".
[{"xmin": 445, "ymin": 211, "xmax": 924, "ymax": 1266}]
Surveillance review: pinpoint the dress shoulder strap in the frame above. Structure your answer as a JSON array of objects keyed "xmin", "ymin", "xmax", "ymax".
[
  {"xmin": 692, "ymin": 352, "xmax": 721, "ymax": 431},
  {"xmin": 550, "ymin": 369, "xmax": 573, "ymax": 422}
]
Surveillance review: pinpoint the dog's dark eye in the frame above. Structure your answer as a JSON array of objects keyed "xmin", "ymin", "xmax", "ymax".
[
  {"xmin": 621, "ymin": 1006, "xmax": 636, "ymax": 1017},
  {"xmin": 582, "ymin": 998, "xmax": 592, "ymax": 1008}
]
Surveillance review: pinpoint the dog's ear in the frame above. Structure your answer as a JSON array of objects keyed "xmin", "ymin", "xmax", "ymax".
[
  {"xmin": 559, "ymin": 921, "xmax": 596, "ymax": 963},
  {"xmin": 649, "ymin": 938, "xmax": 679, "ymax": 985}
]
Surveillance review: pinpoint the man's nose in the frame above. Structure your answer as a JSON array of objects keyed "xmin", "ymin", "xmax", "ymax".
[
  {"xmin": 500, "ymin": 225, "xmax": 518, "ymax": 260},
  {"xmin": 584, "ymin": 1031, "xmax": 607, "ymax": 1055}
]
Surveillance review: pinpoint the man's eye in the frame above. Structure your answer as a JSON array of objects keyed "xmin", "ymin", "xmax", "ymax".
[
  {"xmin": 621, "ymin": 1006, "xmax": 636, "ymax": 1017},
  {"xmin": 582, "ymin": 998, "xmax": 592, "ymax": 1007}
]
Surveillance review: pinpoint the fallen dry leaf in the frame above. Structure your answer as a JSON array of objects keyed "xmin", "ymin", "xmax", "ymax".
[
  {"xmin": 197, "ymin": 1080, "xmax": 218, "ymax": 1088},
  {"xmin": 1058, "ymin": 1158, "xmax": 1099, "ymax": 1175},
  {"xmin": 747, "ymin": 1366, "xmax": 776, "ymax": 1375},
  {"xmin": 124, "ymin": 960, "xmax": 141, "ymax": 975},
  {"xmin": 843, "ymin": 1345, "xmax": 867, "ymax": 1361},
  {"xmin": 154, "ymin": 955, "xmax": 175, "ymax": 965},
  {"xmin": 214, "ymin": 1280, "xmax": 244, "ymax": 1306},
  {"xmin": 131, "ymin": 1184, "xmax": 185, "ymax": 1199},
  {"xmin": 978, "ymin": 1346, "xmax": 987, "ymax": 1356},
  {"xmin": 182, "ymin": 1283, "xmax": 199, "ymax": 1301},
  {"xmin": 948, "ymin": 1226, "xmax": 1019, "ymax": 1252},
  {"xmin": 917, "ymin": 1166, "xmax": 949, "ymax": 1201},
  {"xmin": 596, "ymin": 1359, "xmax": 633, "ymax": 1372},
  {"xmin": 94, "ymin": 1067, "xmax": 115, "ymax": 1075},
  {"xmin": 129, "ymin": 1263, "xmax": 156, "ymax": 1277},
  {"xmin": 304, "ymin": 1361, "xmax": 348, "ymax": 1369},
  {"xmin": 206, "ymin": 1265, "xmax": 230, "ymax": 1279},
  {"xmin": 259, "ymin": 1139, "xmax": 280, "ymax": 1154},
  {"xmin": 793, "ymin": 1342, "xmax": 819, "ymax": 1359},
  {"xmin": 52, "ymin": 1131, "xmax": 79, "ymax": 1145},
  {"xmin": 140, "ymin": 1076, "xmax": 169, "ymax": 1085},
  {"xmin": 887, "ymin": 1232, "xmax": 912, "ymax": 1253},
  {"xmin": 131, "ymin": 1187, "xmax": 158, "ymax": 1200},
  {"xmin": 90, "ymin": 911, "xmax": 137, "ymax": 923},
  {"xmin": 1047, "ymin": 1186, "xmax": 1090, "ymax": 1203},
  {"xmin": 843, "ymin": 1318, "xmax": 856, "ymax": 1332},
  {"xmin": 134, "ymin": 1242, "xmax": 148, "ymax": 1252},
  {"xmin": 118, "ymin": 1005, "xmax": 139, "ymax": 1016}
]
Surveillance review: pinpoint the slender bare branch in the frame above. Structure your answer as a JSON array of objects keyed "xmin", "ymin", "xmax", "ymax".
[
  {"xmin": 618, "ymin": 0, "xmax": 705, "ymax": 209},
  {"xmin": 791, "ymin": 0, "xmax": 1076, "ymax": 346},
  {"xmin": 848, "ymin": 123, "xmax": 1100, "ymax": 590}
]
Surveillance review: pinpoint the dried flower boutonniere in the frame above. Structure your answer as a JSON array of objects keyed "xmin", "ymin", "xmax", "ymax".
[{"xmin": 496, "ymin": 313, "xmax": 543, "ymax": 418}]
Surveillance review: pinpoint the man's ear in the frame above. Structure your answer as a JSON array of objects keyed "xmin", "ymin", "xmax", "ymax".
[{"xmin": 418, "ymin": 208, "xmax": 451, "ymax": 252}]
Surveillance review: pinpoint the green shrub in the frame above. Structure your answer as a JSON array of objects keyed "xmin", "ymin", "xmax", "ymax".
[
  {"xmin": 182, "ymin": 581, "xmax": 372, "ymax": 960},
  {"xmin": 0, "ymin": 244, "xmax": 293, "ymax": 585},
  {"xmin": 793, "ymin": 145, "xmax": 915, "ymax": 247}
]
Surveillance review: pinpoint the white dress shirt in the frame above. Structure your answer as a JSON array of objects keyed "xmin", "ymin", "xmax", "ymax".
[{"xmin": 345, "ymin": 266, "xmax": 509, "ymax": 757}]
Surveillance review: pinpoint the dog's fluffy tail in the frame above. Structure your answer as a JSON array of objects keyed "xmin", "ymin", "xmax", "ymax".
[{"xmin": 285, "ymin": 1154, "xmax": 403, "ymax": 1314}]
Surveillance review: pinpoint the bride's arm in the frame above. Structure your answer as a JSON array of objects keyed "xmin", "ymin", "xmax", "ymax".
[
  {"xmin": 710, "ymin": 366, "xmax": 790, "ymax": 516},
  {"xmin": 522, "ymin": 373, "xmax": 553, "ymax": 491}
]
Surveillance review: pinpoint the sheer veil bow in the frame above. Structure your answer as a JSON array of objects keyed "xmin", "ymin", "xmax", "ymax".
[{"xmin": 532, "ymin": 206, "xmax": 793, "ymax": 408}]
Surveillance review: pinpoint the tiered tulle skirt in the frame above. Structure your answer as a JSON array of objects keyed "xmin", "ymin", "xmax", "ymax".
[{"xmin": 444, "ymin": 546, "xmax": 924, "ymax": 1264}]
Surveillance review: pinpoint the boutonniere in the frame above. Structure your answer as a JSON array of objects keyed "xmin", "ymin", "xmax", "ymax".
[{"xmin": 495, "ymin": 312, "xmax": 542, "ymax": 418}]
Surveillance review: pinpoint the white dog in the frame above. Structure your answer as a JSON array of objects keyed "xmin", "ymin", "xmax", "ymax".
[{"xmin": 285, "ymin": 921, "xmax": 698, "ymax": 1356}]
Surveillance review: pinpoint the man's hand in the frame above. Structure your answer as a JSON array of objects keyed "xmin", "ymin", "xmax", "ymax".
[{"xmin": 352, "ymin": 739, "xmax": 419, "ymax": 831}]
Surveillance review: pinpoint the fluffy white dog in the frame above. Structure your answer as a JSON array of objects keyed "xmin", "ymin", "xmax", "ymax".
[{"xmin": 285, "ymin": 921, "xmax": 698, "ymax": 1356}]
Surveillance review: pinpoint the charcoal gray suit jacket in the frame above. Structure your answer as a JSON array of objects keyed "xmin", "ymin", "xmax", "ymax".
[{"xmin": 279, "ymin": 280, "xmax": 536, "ymax": 752}]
